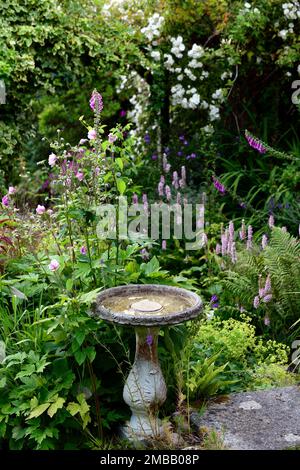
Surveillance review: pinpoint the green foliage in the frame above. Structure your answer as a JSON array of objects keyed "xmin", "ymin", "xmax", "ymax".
[
  {"xmin": 180, "ymin": 316, "xmax": 292, "ymax": 399},
  {"xmin": 223, "ymin": 227, "xmax": 300, "ymax": 340}
]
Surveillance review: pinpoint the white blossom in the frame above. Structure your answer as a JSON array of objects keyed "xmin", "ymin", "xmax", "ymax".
[
  {"xmin": 187, "ymin": 44, "xmax": 204, "ymax": 59},
  {"xmin": 209, "ymin": 104, "xmax": 220, "ymax": 121},
  {"xmin": 184, "ymin": 68, "xmax": 196, "ymax": 81},
  {"xmin": 150, "ymin": 50, "xmax": 161, "ymax": 61},
  {"xmin": 164, "ymin": 53, "xmax": 175, "ymax": 69},
  {"xmin": 189, "ymin": 59, "xmax": 203, "ymax": 69}
]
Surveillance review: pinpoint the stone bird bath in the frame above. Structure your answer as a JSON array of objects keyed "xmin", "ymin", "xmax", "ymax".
[{"xmin": 93, "ymin": 284, "xmax": 202, "ymax": 441}]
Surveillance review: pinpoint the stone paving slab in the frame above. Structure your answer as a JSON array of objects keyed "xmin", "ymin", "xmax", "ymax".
[{"xmin": 190, "ymin": 386, "xmax": 300, "ymax": 450}]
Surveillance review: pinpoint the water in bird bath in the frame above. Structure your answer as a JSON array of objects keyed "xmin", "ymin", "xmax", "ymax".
[{"xmin": 101, "ymin": 292, "xmax": 194, "ymax": 316}]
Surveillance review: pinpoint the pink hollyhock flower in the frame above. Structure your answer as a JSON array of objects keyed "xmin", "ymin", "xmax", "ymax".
[
  {"xmin": 48, "ymin": 153, "xmax": 57, "ymax": 167},
  {"xmin": 88, "ymin": 129, "xmax": 97, "ymax": 140},
  {"xmin": 79, "ymin": 139, "xmax": 88, "ymax": 145},
  {"xmin": 108, "ymin": 133, "xmax": 117, "ymax": 143},
  {"xmin": 89, "ymin": 90, "xmax": 103, "ymax": 112},
  {"xmin": 2, "ymin": 195, "xmax": 9, "ymax": 206},
  {"xmin": 75, "ymin": 171, "xmax": 84, "ymax": 182},
  {"xmin": 47, "ymin": 209, "xmax": 54, "ymax": 215},
  {"xmin": 36, "ymin": 205, "xmax": 46, "ymax": 215},
  {"xmin": 8, "ymin": 186, "xmax": 16, "ymax": 195},
  {"xmin": 80, "ymin": 246, "xmax": 87, "ymax": 255},
  {"xmin": 49, "ymin": 259, "xmax": 59, "ymax": 271}
]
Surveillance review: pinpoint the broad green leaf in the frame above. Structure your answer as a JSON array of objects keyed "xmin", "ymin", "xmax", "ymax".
[
  {"xmin": 115, "ymin": 157, "xmax": 123, "ymax": 170},
  {"xmin": 27, "ymin": 402, "xmax": 51, "ymax": 420},
  {"xmin": 47, "ymin": 397, "xmax": 65, "ymax": 418},
  {"xmin": 116, "ymin": 178, "xmax": 126, "ymax": 195}
]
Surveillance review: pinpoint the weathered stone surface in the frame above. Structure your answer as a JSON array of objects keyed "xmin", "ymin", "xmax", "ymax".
[{"xmin": 191, "ymin": 385, "xmax": 300, "ymax": 450}]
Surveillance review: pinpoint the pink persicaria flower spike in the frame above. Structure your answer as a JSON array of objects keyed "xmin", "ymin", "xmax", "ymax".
[
  {"xmin": 158, "ymin": 175, "xmax": 165, "ymax": 196},
  {"xmin": 49, "ymin": 259, "xmax": 59, "ymax": 271},
  {"xmin": 262, "ymin": 234, "xmax": 268, "ymax": 249},
  {"xmin": 80, "ymin": 246, "xmax": 87, "ymax": 255},
  {"xmin": 264, "ymin": 274, "xmax": 271, "ymax": 294},
  {"xmin": 162, "ymin": 240, "xmax": 167, "ymax": 250},
  {"xmin": 2, "ymin": 195, "xmax": 9, "ymax": 206},
  {"xmin": 262, "ymin": 294, "xmax": 272, "ymax": 303},
  {"xmin": 239, "ymin": 219, "xmax": 246, "ymax": 240},
  {"xmin": 48, "ymin": 153, "xmax": 57, "ymax": 167},
  {"xmin": 142, "ymin": 194, "xmax": 148, "ymax": 213},
  {"xmin": 264, "ymin": 315, "xmax": 270, "ymax": 326},
  {"xmin": 108, "ymin": 133, "xmax": 117, "ymax": 143},
  {"xmin": 36, "ymin": 205, "xmax": 46, "ymax": 215},
  {"xmin": 8, "ymin": 186, "xmax": 16, "ymax": 195},
  {"xmin": 165, "ymin": 185, "xmax": 171, "ymax": 201},
  {"xmin": 215, "ymin": 243, "xmax": 221, "ymax": 255},
  {"xmin": 88, "ymin": 129, "xmax": 97, "ymax": 140},
  {"xmin": 132, "ymin": 193, "xmax": 138, "ymax": 205},
  {"xmin": 268, "ymin": 214, "xmax": 275, "ymax": 228},
  {"xmin": 172, "ymin": 171, "xmax": 179, "ymax": 189},
  {"xmin": 89, "ymin": 90, "xmax": 103, "ymax": 113},
  {"xmin": 246, "ymin": 225, "xmax": 253, "ymax": 250},
  {"xmin": 253, "ymin": 295, "xmax": 260, "ymax": 309}
]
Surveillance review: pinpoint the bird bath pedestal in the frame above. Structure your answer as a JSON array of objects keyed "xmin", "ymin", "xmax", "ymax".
[{"xmin": 93, "ymin": 284, "xmax": 202, "ymax": 441}]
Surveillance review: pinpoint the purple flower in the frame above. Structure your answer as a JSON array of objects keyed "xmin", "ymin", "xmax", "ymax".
[
  {"xmin": 187, "ymin": 153, "xmax": 196, "ymax": 160},
  {"xmin": 80, "ymin": 246, "xmax": 87, "ymax": 255},
  {"xmin": 89, "ymin": 90, "xmax": 103, "ymax": 113},
  {"xmin": 239, "ymin": 219, "xmax": 246, "ymax": 240},
  {"xmin": 253, "ymin": 295, "xmax": 260, "ymax": 309},
  {"xmin": 158, "ymin": 176, "xmax": 165, "ymax": 196},
  {"xmin": 144, "ymin": 133, "xmax": 151, "ymax": 144},
  {"xmin": 75, "ymin": 171, "xmax": 84, "ymax": 182},
  {"xmin": 247, "ymin": 225, "xmax": 253, "ymax": 250},
  {"xmin": 183, "ymin": 140, "xmax": 188, "ymax": 146},
  {"xmin": 212, "ymin": 176, "xmax": 226, "ymax": 195},
  {"xmin": 142, "ymin": 193, "xmax": 148, "ymax": 213},
  {"xmin": 165, "ymin": 185, "xmax": 171, "ymax": 201},
  {"xmin": 8, "ymin": 186, "xmax": 16, "ymax": 195},
  {"xmin": 215, "ymin": 243, "xmax": 221, "ymax": 255},
  {"xmin": 36, "ymin": 205, "xmax": 46, "ymax": 215},
  {"xmin": 268, "ymin": 215, "xmax": 275, "ymax": 228},
  {"xmin": 49, "ymin": 259, "xmax": 59, "ymax": 271},
  {"xmin": 262, "ymin": 294, "xmax": 272, "ymax": 303},
  {"xmin": 151, "ymin": 154, "xmax": 158, "ymax": 160},
  {"xmin": 146, "ymin": 335, "xmax": 153, "ymax": 346},
  {"xmin": 120, "ymin": 110, "xmax": 127, "ymax": 117},
  {"xmin": 108, "ymin": 133, "xmax": 117, "ymax": 143},
  {"xmin": 245, "ymin": 131, "xmax": 266, "ymax": 154},
  {"xmin": 162, "ymin": 240, "xmax": 167, "ymax": 250},
  {"xmin": 2, "ymin": 195, "xmax": 9, "ymax": 207},
  {"xmin": 88, "ymin": 129, "xmax": 97, "ymax": 140},
  {"xmin": 132, "ymin": 193, "xmax": 139, "ymax": 205},
  {"xmin": 210, "ymin": 295, "xmax": 219, "ymax": 308},
  {"xmin": 172, "ymin": 171, "xmax": 179, "ymax": 190},
  {"xmin": 262, "ymin": 234, "xmax": 268, "ymax": 249},
  {"xmin": 79, "ymin": 139, "xmax": 88, "ymax": 145},
  {"xmin": 141, "ymin": 248, "xmax": 149, "ymax": 261},
  {"xmin": 179, "ymin": 135, "xmax": 185, "ymax": 141},
  {"xmin": 177, "ymin": 151, "xmax": 183, "ymax": 157},
  {"xmin": 163, "ymin": 154, "xmax": 171, "ymax": 173},
  {"xmin": 48, "ymin": 153, "xmax": 57, "ymax": 167}
]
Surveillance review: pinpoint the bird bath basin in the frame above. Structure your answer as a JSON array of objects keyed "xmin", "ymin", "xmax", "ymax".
[{"xmin": 93, "ymin": 284, "xmax": 202, "ymax": 441}]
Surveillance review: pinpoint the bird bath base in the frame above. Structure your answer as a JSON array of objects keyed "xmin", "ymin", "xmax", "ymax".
[
  {"xmin": 121, "ymin": 327, "xmax": 167, "ymax": 440},
  {"xmin": 93, "ymin": 284, "xmax": 202, "ymax": 442}
]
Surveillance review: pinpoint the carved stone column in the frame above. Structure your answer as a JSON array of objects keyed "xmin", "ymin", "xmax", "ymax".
[{"xmin": 122, "ymin": 327, "xmax": 167, "ymax": 439}]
